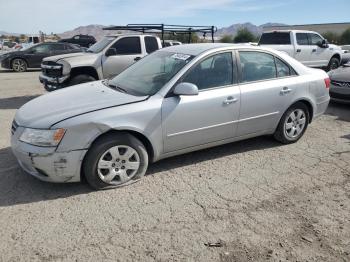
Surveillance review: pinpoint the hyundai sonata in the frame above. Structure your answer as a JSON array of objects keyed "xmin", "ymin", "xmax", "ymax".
[{"xmin": 11, "ymin": 44, "xmax": 330, "ymax": 189}]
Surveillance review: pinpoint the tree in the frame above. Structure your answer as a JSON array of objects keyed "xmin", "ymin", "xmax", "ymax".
[
  {"xmin": 233, "ymin": 28, "xmax": 257, "ymax": 43},
  {"xmin": 220, "ymin": 35, "xmax": 233, "ymax": 43},
  {"xmin": 340, "ymin": 27, "xmax": 350, "ymax": 45},
  {"xmin": 323, "ymin": 31, "xmax": 340, "ymax": 44}
]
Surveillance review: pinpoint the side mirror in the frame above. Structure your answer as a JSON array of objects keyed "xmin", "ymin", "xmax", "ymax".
[
  {"xmin": 173, "ymin": 82, "xmax": 199, "ymax": 96},
  {"xmin": 318, "ymin": 39, "xmax": 328, "ymax": 48},
  {"xmin": 105, "ymin": 48, "xmax": 117, "ymax": 57}
]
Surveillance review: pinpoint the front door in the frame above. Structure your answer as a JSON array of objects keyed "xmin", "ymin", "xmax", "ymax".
[
  {"xmin": 102, "ymin": 36, "xmax": 143, "ymax": 78},
  {"xmin": 308, "ymin": 33, "xmax": 331, "ymax": 67},
  {"xmin": 162, "ymin": 52, "xmax": 240, "ymax": 153}
]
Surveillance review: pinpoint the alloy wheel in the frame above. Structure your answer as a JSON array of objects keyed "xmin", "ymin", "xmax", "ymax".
[
  {"xmin": 12, "ymin": 59, "xmax": 26, "ymax": 72},
  {"xmin": 284, "ymin": 109, "xmax": 306, "ymax": 139},
  {"xmin": 97, "ymin": 145, "xmax": 140, "ymax": 185}
]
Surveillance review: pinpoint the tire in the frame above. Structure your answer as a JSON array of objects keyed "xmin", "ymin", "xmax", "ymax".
[
  {"xmin": 68, "ymin": 74, "xmax": 96, "ymax": 86},
  {"xmin": 11, "ymin": 58, "xmax": 27, "ymax": 72},
  {"xmin": 327, "ymin": 57, "xmax": 340, "ymax": 71},
  {"xmin": 274, "ymin": 102, "xmax": 310, "ymax": 144},
  {"xmin": 83, "ymin": 133, "xmax": 149, "ymax": 190}
]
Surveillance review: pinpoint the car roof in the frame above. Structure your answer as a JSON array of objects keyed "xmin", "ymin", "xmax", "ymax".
[
  {"xmin": 263, "ymin": 30, "xmax": 318, "ymax": 34},
  {"xmin": 160, "ymin": 43, "xmax": 264, "ymax": 56}
]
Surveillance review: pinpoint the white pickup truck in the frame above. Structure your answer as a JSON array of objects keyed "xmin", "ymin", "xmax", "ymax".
[
  {"xmin": 259, "ymin": 30, "xmax": 343, "ymax": 71},
  {"xmin": 39, "ymin": 34, "xmax": 162, "ymax": 91}
]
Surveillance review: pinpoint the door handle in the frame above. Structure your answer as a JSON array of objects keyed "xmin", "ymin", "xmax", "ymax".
[
  {"xmin": 223, "ymin": 96, "xmax": 238, "ymax": 105},
  {"xmin": 134, "ymin": 57, "xmax": 141, "ymax": 61},
  {"xmin": 280, "ymin": 87, "xmax": 292, "ymax": 95},
  {"xmin": 296, "ymin": 49, "xmax": 301, "ymax": 53},
  {"xmin": 312, "ymin": 49, "xmax": 317, "ymax": 52}
]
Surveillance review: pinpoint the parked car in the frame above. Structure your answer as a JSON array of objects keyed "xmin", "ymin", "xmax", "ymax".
[
  {"xmin": 58, "ymin": 34, "xmax": 96, "ymax": 48},
  {"xmin": 40, "ymin": 34, "xmax": 162, "ymax": 91},
  {"xmin": 328, "ymin": 62, "xmax": 350, "ymax": 104},
  {"xmin": 0, "ymin": 40, "xmax": 17, "ymax": 51},
  {"xmin": 0, "ymin": 42, "xmax": 82, "ymax": 72},
  {"xmin": 259, "ymin": 30, "xmax": 343, "ymax": 71},
  {"xmin": 11, "ymin": 44, "xmax": 330, "ymax": 190}
]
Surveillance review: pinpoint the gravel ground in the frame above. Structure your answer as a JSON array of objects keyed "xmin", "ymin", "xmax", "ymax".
[{"xmin": 0, "ymin": 70, "xmax": 349, "ymax": 262}]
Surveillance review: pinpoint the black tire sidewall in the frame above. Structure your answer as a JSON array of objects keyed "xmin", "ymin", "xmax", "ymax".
[
  {"xmin": 83, "ymin": 133, "xmax": 148, "ymax": 190},
  {"xmin": 69, "ymin": 74, "xmax": 96, "ymax": 86},
  {"xmin": 328, "ymin": 57, "xmax": 340, "ymax": 71},
  {"xmin": 274, "ymin": 102, "xmax": 309, "ymax": 144}
]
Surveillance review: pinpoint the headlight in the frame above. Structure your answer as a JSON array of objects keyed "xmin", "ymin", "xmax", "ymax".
[
  {"xmin": 57, "ymin": 60, "xmax": 71, "ymax": 75},
  {"xmin": 19, "ymin": 128, "xmax": 66, "ymax": 147}
]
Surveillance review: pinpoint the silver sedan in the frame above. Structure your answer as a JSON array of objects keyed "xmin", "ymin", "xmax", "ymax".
[{"xmin": 11, "ymin": 44, "xmax": 330, "ymax": 189}]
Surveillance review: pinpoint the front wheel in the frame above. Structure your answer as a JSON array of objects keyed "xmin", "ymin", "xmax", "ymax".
[
  {"xmin": 83, "ymin": 133, "xmax": 149, "ymax": 190},
  {"xmin": 68, "ymin": 74, "xmax": 96, "ymax": 86},
  {"xmin": 12, "ymin": 58, "xmax": 27, "ymax": 72},
  {"xmin": 327, "ymin": 57, "xmax": 340, "ymax": 71},
  {"xmin": 274, "ymin": 102, "xmax": 309, "ymax": 144}
]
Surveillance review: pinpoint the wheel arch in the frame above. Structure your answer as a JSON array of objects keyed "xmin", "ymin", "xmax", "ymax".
[
  {"xmin": 70, "ymin": 66, "xmax": 99, "ymax": 80},
  {"xmin": 288, "ymin": 99, "xmax": 314, "ymax": 123},
  {"xmin": 10, "ymin": 57, "xmax": 28, "ymax": 68}
]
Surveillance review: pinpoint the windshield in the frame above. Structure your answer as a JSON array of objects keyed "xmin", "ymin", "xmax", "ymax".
[
  {"xmin": 87, "ymin": 37, "xmax": 114, "ymax": 53},
  {"xmin": 108, "ymin": 51, "xmax": 194, "ymax": 96}
]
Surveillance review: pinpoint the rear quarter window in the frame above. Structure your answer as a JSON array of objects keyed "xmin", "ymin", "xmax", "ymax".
[{"xmin": 259, "ymin": 32, "xmax": 291, "ymax": 45}]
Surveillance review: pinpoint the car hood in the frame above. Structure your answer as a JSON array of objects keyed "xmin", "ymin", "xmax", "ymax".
[
  {"xmin": 15, "ymin": 81, "xmax": 148, "ymax": 128},
  {"xmin": 328, "ymin": 65, "xmax": 350, "ymax": 82},
  {"xmin": 329, "ymin": 44, "xmax": 342, "ymax": 51},
  {"xmin": 43, "ymin": 52, "xmax": 94, "ymax": 62}
]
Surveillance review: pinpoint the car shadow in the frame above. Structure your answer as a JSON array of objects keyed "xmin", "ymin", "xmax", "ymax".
[
  {"xmin": 0, "ymin": 95, "xmax": 40, "ymax": 109},
  {"xmin": 0, "ymin": 136, "xmax": 281, "ymax": 207},
  {"xmin": 325, "ymin": 102, "xmax": 350, "ymax": 122},
  {"xmin": 0, "ymin": 69, "xmax": 41, "ymax": 73}
]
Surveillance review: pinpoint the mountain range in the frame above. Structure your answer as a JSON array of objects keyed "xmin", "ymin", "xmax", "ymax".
[{"xmin": 1, "ymin": 23, "xmax": 287, "ymax": 40}]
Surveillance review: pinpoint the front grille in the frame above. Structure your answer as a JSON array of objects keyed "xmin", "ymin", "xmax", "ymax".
[
  {"xmin": 41, "ymin": 61, "xmax": 63, "ymax": 78},
  {"xmin": 331, "ymin": 80, "xmax": 350, "ymax": 88},
  {"xmin": 11, "ymin": 120, "xmax": 18, "ymax": 135}
]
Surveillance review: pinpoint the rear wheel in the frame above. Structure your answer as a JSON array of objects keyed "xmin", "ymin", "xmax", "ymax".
[
  {"xmin": 83, "ymin": 133, "xmax": 149, "ymax": 190},
  {"xmin": 274, "ymin": 102, "xmax": 309, "ymax": 144},
  {"xmin": 68, "ymin": 74, "xmax": 96, "ymax": 86},
  {"xmin": 327, "ymin": 57, "xmax": 340, "ymax": 71},
  {"xmin": 12, "ymin": 58, "xmax": 27, "ymax": 72}
]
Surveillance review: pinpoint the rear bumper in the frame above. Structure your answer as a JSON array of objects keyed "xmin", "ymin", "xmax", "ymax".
[
  {"xmin": 314, "ymin": 95, "xmax": 330, "ymax": 119},
  {"xmin": 11, "ymin": 126, "xmax": 86, "ymax": 183}
]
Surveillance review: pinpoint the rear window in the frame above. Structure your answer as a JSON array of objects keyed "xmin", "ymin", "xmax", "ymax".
[{"xmin": 259, "ymin": 32, "xmax": 291, "ymax": 45}]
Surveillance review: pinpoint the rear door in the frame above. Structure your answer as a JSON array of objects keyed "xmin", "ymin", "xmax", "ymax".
[
  {"xmin": 162, "ymin": 51, "xmax": 240, "ymax": 152},
  {"xmin": 236, "ymin": 50, "xmax": 298, "ymax": 136},
  {"xmin": 102, "ymin": 36, "xmax": 143, "ymax": 78},
  {"xmin": 144, "ymin": 36, "xmax": 160, "ymax": 54},
  {"xmin": 294, "ymin": 32, "xmax": 313, "ymax": 65}
]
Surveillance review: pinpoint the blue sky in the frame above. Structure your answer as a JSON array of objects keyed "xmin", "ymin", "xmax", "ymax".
[{"xmin": 0, "ymin": 0, "xmax": 349, "ymax": 33}]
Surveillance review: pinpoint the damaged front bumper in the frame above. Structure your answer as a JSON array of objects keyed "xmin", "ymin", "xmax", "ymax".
[
  {"xmin": 39, "ymin": 74, "xmax": 70, "ymax": 90},
  {"xmin": 11, "ymin": 126, "xmax": 87, "ymax": 183}
]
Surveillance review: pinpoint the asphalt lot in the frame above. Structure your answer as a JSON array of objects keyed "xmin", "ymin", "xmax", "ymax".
[{"xmin": 0, "ymin": 69, "xmax": 349, "ymax": 262}]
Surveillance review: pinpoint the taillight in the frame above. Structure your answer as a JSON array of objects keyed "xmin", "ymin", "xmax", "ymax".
[{"xmin": 324, "ymin": 78, "xmax": 331, "ymax": 89}]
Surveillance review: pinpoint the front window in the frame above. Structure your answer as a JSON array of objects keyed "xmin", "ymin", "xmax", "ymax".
[
  {"xmin": 308, "ymin": 33, "xmax": 323, "ymax": 45},
  {"xmin": 87, "ymin": 37, "xmax": 114, "ymax": 53},
  {"xmin": 182, "ymin": 52, "xmax": 234, "ymax": 90},
  {"xmin": 108, "ymin": 51, "xmax": 194, "ymax": 96},
  {"xmin": 111, "ymin": 37, "xmax": 141, "ymax": 55}
]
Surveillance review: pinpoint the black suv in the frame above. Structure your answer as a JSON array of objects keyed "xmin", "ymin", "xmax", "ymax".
[
  {"xmin": 58, "ymin": 35, "xmax": 96, "ymax": 48},
  {"xmin": 0, "ymin": 42, "xmax": 82, "ymax": 72}
]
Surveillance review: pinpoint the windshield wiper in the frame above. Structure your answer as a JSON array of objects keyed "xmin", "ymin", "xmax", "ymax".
[{"xmin": 106, "ymin": 81, "xmax": 128, "ymax": 93}]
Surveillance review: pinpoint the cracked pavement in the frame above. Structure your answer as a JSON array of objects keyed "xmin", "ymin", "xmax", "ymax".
[{"xmin": 0, "ymin": 70, "xmax": 349, "ymax": 261}]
